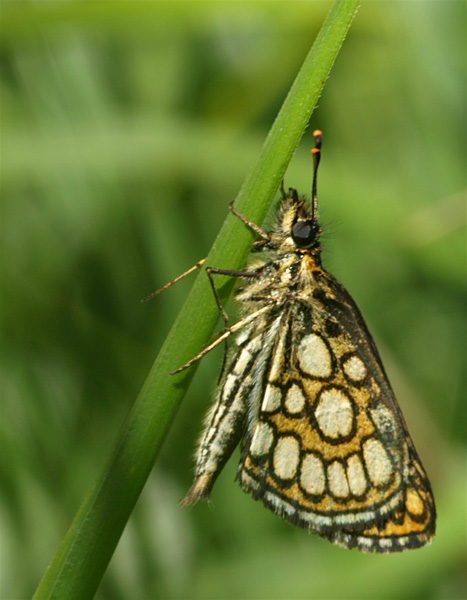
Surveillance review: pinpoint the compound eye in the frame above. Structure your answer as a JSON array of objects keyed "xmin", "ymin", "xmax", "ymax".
[{"xmin": 291, "ymin": 219, "xmax": 316, "ymax": 248}]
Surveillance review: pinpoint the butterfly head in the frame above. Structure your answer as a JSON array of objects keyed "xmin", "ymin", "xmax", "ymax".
[
  {"xmin": 274, "ymin": 130, "xmax": 323, "ymax": 256},
  {"xmin": 291, "ymin": 214, "xmax": 320, "ymax": 249}
]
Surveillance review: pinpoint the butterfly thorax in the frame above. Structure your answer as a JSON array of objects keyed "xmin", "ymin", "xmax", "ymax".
[{"xmin": 237, "ymin": 192, "xmax": 325, "ymax": 311}]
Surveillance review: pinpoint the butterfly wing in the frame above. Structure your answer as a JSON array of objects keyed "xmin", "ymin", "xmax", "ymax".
[
  {"xmin": 181, "ymin": 310, "xmax": 280, "ymax": 505},
  {"xmin": 237, "ymin": 272, "xmax": 435, "ymax": 553}
]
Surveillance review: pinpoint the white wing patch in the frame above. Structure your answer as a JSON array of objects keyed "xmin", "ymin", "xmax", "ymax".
[
  {"xmin": 315, "ymin": 388, "xmax": 354, "ymax": 439},
  {"xmin": 273, "ymin": 436, "xmax": 300, "ymax": 480},
  {"xmin": 297, "ymin": 333, "xmax": 332, "ymax": 377}
]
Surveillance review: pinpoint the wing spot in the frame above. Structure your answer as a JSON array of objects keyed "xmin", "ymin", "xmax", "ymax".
[
  {"xmin": 370, "ymin": 405, "xmax": 399, "ymax": 445},
  {"xmin": 244, "ymin": 334, "xmax": 263, "ymax": 354},
  {"xmin": 315, "ymin": 388, "xmax": 354, "ymax": 439},
  {"xmin": 233, "ymin": 348, "xmax": 253, "ymax": 375},
  {"xmin": 268, "ymin": 325, "xmax": 287, "ymax": 381},
  {"xmin": 328, "ymin": 461, "xmax": 350, "ymax": 498},
  {"xmin": 343, "ymin": 355, "xmax": 367, "ymax": 382},
  {"xmin": 250, "ymin": 421, "xmax": 274, "ymax": 457},
  {"xmin": 346, "ymin": 454, "xmax": 368, "ymax": 496},
  {"xmin": 297, "ymin": 333, "xmax": 332, "ymax": 377},
  {"xmin": 262, "ymin": 384, "xmax": 282, "ymax": 412},
  {"xmin": 406, "ymin": 488, "xmax": 425, "ymax": 516},
  {"xmin": 273, "ymin": 436, "xmax": 300, "ymax": 480},
  {"xmin": 235, "ymin": 324, "xmax": 254, "ymax": 347},
  {"xmin": 363, "ymin": 438, "xmax": 393, "ymax": 486},
  {"xmin": 300, "ymin": 453, "xmax": 325, "ymax": 496},
  {"xmin": 221, "ymin": 373, "xmax": 237, "ymax": 401},
  {"xmin": 285, "ymin": 384, "xmax": 305, "ymax": 414}
]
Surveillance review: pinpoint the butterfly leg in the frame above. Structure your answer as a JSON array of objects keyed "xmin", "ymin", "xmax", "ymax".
[
  {"xmin": 170, "ymin": 305, "xmax": 270, "ymax": 375},
  {"xmin": 141, "ymin": 258, "xmax": 206, "ymax": 303},
  {"xmin": 228, "ymin": 201, "xmax": 270, "ymax": 241},
  {"xmin": 207, "ymin": 266, "xmax": 262, "ymax": 378},
  {"xmin": 206, "ymin": 266, "xmax": 258, "ymax": 328}
]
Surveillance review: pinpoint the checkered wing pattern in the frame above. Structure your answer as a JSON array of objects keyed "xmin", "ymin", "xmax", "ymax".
[{"xmin": 237, "ymin": 277, "xmax": 435, "ymax": 553}]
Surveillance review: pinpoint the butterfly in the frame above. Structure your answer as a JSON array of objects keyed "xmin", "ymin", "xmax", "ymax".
[{"xmin": 154, "ymin": 130, "xmax": 436, "ymax": 553}]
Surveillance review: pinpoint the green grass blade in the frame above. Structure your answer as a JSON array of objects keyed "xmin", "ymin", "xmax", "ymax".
[{"xmin": 33, "ymin": 1, "xmax": 359, "ymax": 598}]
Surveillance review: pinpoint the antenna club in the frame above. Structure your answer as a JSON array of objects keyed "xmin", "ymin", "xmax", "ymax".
[
  {"xmin": 310, "ymin": 129, "xmax": 322, "ymax": 221},
  {"xmin": 313, "ymin": 130, "xmax": 323, "ymax": 149}
]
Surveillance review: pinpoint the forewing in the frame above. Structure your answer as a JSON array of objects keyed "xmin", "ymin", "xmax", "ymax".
[
  {"xmin": 237, "ymin": 276, "xmax": 435, "ymax": 552},
  {"xmin": 181, "ymin": 310, "xmax": 280, "ymax": 505}
]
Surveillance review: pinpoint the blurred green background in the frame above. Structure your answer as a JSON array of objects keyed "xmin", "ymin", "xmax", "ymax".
[{"xmin": 1, "ymin": 1, "xmax": 466, "ymax": 599}]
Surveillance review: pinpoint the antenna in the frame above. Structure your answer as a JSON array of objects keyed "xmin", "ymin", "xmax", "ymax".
[{"xmin": 311, "ymin": 129, "xmax": 322, "ymax": 220}]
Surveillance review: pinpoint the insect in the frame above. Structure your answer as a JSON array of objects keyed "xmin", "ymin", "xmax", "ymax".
[{"xmin": 149, "ymin": 130, "xmax": 436, "ymax": 553}]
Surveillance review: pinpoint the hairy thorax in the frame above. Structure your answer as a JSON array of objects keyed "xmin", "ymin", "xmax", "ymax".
[{"xmin": 237, "ymin": 248, "xmax": 322, "ymax": 312}]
